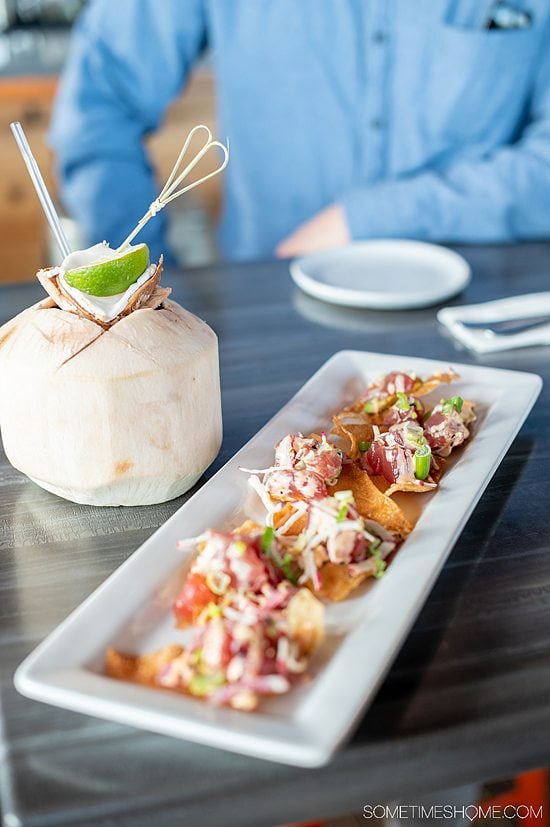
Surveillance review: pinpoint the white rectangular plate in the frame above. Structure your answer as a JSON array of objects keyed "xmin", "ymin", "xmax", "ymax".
[{"xmin": 15, "ymin": 351, "xmax": 542, "ymax": 767}]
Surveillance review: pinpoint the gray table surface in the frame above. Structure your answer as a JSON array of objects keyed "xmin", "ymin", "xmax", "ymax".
[{"xmin": 1, "ymin": 245, "xmax": 549, "ymax": 827}]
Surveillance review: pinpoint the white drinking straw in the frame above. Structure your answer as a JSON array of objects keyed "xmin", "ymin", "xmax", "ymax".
[{"xmin": 10, "ymin": 121, "xmax": 72, "ymax": 260}]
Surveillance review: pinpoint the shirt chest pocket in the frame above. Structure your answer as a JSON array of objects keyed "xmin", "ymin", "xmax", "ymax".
[{"xmin": 423, "ymin": 25, "xmax": 539, "ymax": 145}]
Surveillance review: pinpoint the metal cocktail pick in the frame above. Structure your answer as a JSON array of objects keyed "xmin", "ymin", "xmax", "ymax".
[
  {"xmin": 10, "ymin": 121, "xmax": 72, "ymax": 260},
  {"xmin": 117, "ymin": 124, "xmax": 229, "ymax": 252}
]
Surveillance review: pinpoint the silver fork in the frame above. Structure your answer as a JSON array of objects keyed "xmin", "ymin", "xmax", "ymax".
[{"xmin": 461, "ymin": 314, "xmax": 550, "ymax": 336}]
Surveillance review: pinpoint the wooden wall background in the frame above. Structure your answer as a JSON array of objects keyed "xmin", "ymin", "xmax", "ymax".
[{"xmin": 0, "ymin": 69, "xmax": 217, "ymax": 284}]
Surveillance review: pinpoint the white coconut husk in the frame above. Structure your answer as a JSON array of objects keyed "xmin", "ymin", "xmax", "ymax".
[
  {"xmin": 0, "ymin": 122, "xmax": 230, "ymax": 507},
  {"xmin": 0, "ymin": 296, "xmax": 222, "ymax": 506}
]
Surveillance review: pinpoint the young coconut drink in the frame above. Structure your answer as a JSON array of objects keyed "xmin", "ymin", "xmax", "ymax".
[{"xmin": 0, "ymin": 125, "xmax": 228, "ymax": 506}]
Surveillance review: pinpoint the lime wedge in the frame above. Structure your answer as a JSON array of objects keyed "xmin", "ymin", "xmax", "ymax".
[{"xmin": 64, "ymin": 244, "xmax": 150, "ymax": 297}]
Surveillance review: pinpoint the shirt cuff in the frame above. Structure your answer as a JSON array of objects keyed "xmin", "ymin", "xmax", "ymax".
[{"xmin": 340, "ymin": 176, "xmax": 434, "ymax": 241}]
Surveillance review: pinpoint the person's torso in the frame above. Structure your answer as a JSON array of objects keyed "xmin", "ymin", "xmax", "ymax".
[{"xmin": 204, "ymin": 0, "xmax": 547, "ymax": 258}]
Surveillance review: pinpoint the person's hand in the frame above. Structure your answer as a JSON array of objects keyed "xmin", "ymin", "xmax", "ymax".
[{"xmin": 275, "ymin": 203, "xmax": 351, "ymax": 258}]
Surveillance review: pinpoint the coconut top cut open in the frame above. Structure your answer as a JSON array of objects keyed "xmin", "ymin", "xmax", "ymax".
[
  {"xmin": 37, "ymin": 242, "xmax": 169, "ymax": 329},
  {"xmin": 34, "ymin": 125, "xmax": 230, "ymax": 329}
]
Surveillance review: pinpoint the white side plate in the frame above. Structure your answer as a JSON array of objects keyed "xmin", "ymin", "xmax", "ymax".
[
  {"xmin": 14, "ymin": 352, "xmax": 541, "ymax": 767},
  {"xmin": 290, "ymin": 240, "xmax": 471, "ymax": 309}
]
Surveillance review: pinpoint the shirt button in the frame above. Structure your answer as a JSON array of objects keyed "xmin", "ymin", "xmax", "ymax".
[
  {"xmin": 370, "ymin": 117, "xmax": 384, "ymax": 130},
  {"xmin": 373, "ymin": 30, "xmax": 386, "ymax": 43}
]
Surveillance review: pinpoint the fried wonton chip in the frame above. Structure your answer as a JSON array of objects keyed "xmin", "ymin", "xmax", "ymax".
[
  {"xmin": 232, "ymin": 519, "xmax": 263, "ymax": 535},
  {"xmin": 328, "ymin": 463, "xmax": 413, "ymax": 538},
  {"xmin": 106, "ymin": 644, "xmax": 183, "ymax": 687},
  {"xmin": 430, "ymin": 456, "xmax": 446, "ymax": 484},
  {"xmin": 313, "ymin": 561, "xmax": 371, "ymax": 602},
  {"xmin": 331, "ymin": 413, "xmax": 376, "ymax": 460},
  {"xmin": 385, "ymin": 479, "xmax": 437, "ymax": 497},
  {"xmin": 413, "ymin": 370, "xmax": 459, "ymax": 398},
  {"xmin": 460, "ymin": 399, "xmax": 476, "ymax": 426},
  {"xmin": 287, "ymin": 588, "xmax": 325, "ymax": 652},
  {"xmin": 335, "ymin": 370, "xmax": 460, "ymax": 424},
  {"xmin": 336, "ymin": 399, "xmax": 389, "ymax": 420},
  {"xmin": 272, "ymin": 503, "xmax": 308, "ymax": 536},
  {"xmin": 383, "ymin": 454, "xmax": 445, "ymax": 497}
]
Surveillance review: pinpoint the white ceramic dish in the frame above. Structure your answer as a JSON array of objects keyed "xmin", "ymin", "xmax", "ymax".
[
  {"xmin": 290, "ymin": 240, "xmax": 471, "ymax": 309},
  {"xmin": 15, "ymin": 351, "xmax": 541, "ymax": 768}
]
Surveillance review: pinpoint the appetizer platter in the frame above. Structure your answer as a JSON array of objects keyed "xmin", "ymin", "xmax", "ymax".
[{"xmin": 15, "ymin": 351, "xmax": 541, "ymax": 767}]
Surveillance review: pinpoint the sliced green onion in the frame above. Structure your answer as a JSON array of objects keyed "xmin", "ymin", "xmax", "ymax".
[
  {"xmin": 191, "ymin": 647, "xmax": 203, "ymax": 665},
  {"xmin": 370, "ymin": 540, "xmax": 386, "ymax": 577},
  {"xmin": 202, "ymin": 602, "xmax": 222, "ymax": 621},
  {"xmin": 414, "ymin": 443, "xmax": 432, "ymax": 480},
  {"xmin": 336, "ymin": 505, "xmax": 348, "ymax": 523},
  {"xmin": 395, "ymin": 392, "xmax": 410, "ymax": 411},
  {"xmin": 401, "ymin": 422, "xmax": 426, "ymax": 450},
  {"xmin": 358, "ymin": 440, "xmax": 371, "ymax": 452},
  {"xmin": 261, "ymin": 527, "xmax": 299, "ymax": 583},
  {"xmin": 206, "ymin": 570, "xmax": 231, "ymax": 596},
  {"xmin": 231, "ymin": 540, "xmax": 246, "ymax": 556},
  {"xmin": 260, "ymin": 526, "xmax": 274, "ymax": 553},
  {"xmin": 281, "ymin": 553, "xmax": 299, "ymax": 585},
  {"xmin": 334, "ymin": 489, "xmax": 353, "ymax": 502},
  {"xmin": 374, "ymin": 558, "xmax": 387, "ymax": 579},
  {"xmin": 188, "ymin": 672, "xmax": 225, "ymax": 698},
  {"xmin": 441, "ymin": 395, "xmax": 463, "ymax": 414},
  {"xmin": 265, "ymin": 620, "xmax": 278, "ymax": 638},
  {"xmin": 364, "ymin": 399, "xmax": 377, "ymax": 414}
]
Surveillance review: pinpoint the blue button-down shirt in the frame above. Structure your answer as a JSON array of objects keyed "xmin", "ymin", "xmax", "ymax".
[{"xmin": 50, "ymin": 0, "xmax": 550, "ymax": 262}]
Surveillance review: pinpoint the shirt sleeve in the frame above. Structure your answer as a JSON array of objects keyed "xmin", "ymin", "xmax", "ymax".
[
  {"xmin": 341, "ymin": 27, "xmax": 550, "ymax": 244},
  {"xmin": 49, "ymin": 0, "xmax": 207, "ymax": 263}
]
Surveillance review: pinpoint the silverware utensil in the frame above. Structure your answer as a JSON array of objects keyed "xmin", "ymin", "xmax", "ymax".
[{"xmin": 461, "ymin": 314, "xmax": 550, "ymax": 336}]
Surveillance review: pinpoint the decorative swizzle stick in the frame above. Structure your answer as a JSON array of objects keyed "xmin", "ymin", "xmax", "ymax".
[
  {"xmin": 118, "ymin": 124, "xmax": 229, "ymax": 252},
  {"xmin": 10, "ymin": 120, "xmax": 228, "ymax": 260}
]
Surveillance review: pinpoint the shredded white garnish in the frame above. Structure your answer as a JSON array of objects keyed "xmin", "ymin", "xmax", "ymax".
[
  {"xmin": 176, "ymin": 533, "xmax": 207, "ymax": 550},
  {"xmin": 275, "ymin": 501, "xmax": 308, "ymax": 534},
  {"xmin": 239, "ymin": 465, "xmax": 278, "ymax": 475},
  {"xmin": 348, "ymin": 559, "xmax": 377, "ymax": 576},
  {"xmin": 248, "ymin": 474, "xmax": 276, "ymax": 513},
  {"xmin": 338, "ymin": 415, "xmax": 370, "ymax": 425}
]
